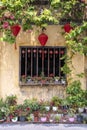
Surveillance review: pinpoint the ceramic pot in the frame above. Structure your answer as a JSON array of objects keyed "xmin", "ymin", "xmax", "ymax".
[
  {"xmin": 40, "ymin": 117, "xmax": 47, "ymax": 122},
  {"xmin": 77, "ymin": 115, "xmax": 83, "ymax": 123},
  {"xmin": 52, "ymin": 106, "xmax": 58, "ymax": 112},
  {"xmin": 19, "ymin": 116, "xmax": 26, "ymax": 122},
  {"xmin": 45, "ymin": 106, "xmax": 50, "ymax": 111},
  {"xmin": 11, "ymin": 117, "xmax": 18, "ymax": 122},
  {"xmin": 69, "ymin": 117, "xmax": 75, "ymax": 122},
  {"xmin": 78, "ymin": 108, "xmax": 84, "ymax": 113}
]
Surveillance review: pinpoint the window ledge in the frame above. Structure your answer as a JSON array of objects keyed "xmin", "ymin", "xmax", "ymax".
[{"xmin": 19, "ymin": 81, "xmax": 66, "ymax": 86}]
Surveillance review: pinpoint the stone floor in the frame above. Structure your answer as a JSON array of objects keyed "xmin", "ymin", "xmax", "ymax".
[{"xmin": 0, "ymin": 123, "xmax": 87, "ymax": 130}]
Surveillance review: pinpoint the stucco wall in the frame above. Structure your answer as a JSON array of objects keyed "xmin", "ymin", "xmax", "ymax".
[{"xmin": 0, "ymin": 25, "xmax": 85, "ymax": 103}]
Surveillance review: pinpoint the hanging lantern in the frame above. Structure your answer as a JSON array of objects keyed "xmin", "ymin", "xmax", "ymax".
[
  {"xmin": 64, "ymin": 23, "xmax": 73, "ymax": 33},
  {"xmin": 38, "ymin": 33, "xmax": 48, "ymax": 46},
  {"xmin": 11, "ymin": 25, "xmax": 21, "ymax": 36},
  {"xmin": 11, "ymin": 25, "xmax": 21, "ymax": 49}
]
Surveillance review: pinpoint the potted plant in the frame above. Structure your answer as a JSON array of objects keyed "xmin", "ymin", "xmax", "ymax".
[
  {"xmin": 17, "ymin": 103, "xmax": 30, "ymax": 122},
  {"xmin": 54, "ymin": 76, "xmax": 60, "ymax": 82},
  {"xmin": 9, "ymin": 105, "xmax": 18, "ymax": 122},
  {"xmin": 39, "ymin": 103, "xmax": 47, "ymax": 122},
  {"xmin": 54, "ymin": 115, "xmax": 61, "ymax": 123},
  {"xmin": 24, "ymin": 98, "xmax": 40, "ymax": 122},
  {"xmin": 77, "ymin": 113, "xmax": 84, "ymax": 123},
  {"xmin": 68, "ymin": 108, "xmax": 76, "ymax": 123},
  {"xmin": 51, "ymin": 96, "xmax": 62, "ymax": 112},
  {"xmin": 44, "ymin": 101, "xmax": 51, "ymax": 112},
  {"xmin": 61, "ymin": 98, "xmax": 69, "ymax": 110}
]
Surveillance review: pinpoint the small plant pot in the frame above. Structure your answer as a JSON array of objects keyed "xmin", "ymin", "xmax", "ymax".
[
  {"xmin": 77, "ymin": 115, "xmax": 83, "ymax": 123},
  {"xmin": 52, "ymin": 106, "xmax": 58, "ymax": 112},
  {"xmin": 0, "ymin": 118, "xmax": 5, "ymax": 123},
  {"xmin": 11, "ymin": 117, "xmax": 18, "ymax": 122},
  {"xmin": 40, "ymin": 117, "xmax": 47, "ymax": 122},
  {"xmin": 34, "ymin": 116, "xmax": 39, "ymax": 122},
  {"xmin": 19, "ymin": 116, "xmax": 26, "ymax": 122},
  {"xmin": 78, "ymin": 108, "xmax": 84, "ymax": 113},
  {"xmin": 45, "ymin": 106, "xmax": 50, "ymax": 111},
  {"xmin": 68, "ymin": 117, "xmax": 75, "ymax": 122}
]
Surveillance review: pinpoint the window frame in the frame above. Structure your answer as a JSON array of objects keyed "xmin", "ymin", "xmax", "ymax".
[{"xmin": 19, "ymin": 46, "xmax": 67, "ymax": 86}]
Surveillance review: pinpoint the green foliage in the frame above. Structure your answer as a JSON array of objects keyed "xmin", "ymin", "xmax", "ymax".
[
  {"xmin": 5, "ymin": 95, "xmax": 17, "ymax": 106},
  {"xmin": 51, "ymin": 96, "xmax": 62, "ymax": 106},
  {"xmin": 66, "ymin": 80, "xmax": 82, "ymax": 95},
  {"xmin": 0, "ymin": 0, "xmax": 86, "ymax": 44},
  {"xmin": 61, "ymin": 64, "xmax": 72, "ymax": 75},
  {"xmin": 24, "ymin": 98, "xmax": 40, "ymax": 112},
  {"xmin": 1, "ymin": 31, "xmax": 16, "ymax": 44},
  {"xmin": 65, "ymin": 22, "xmax": 87, "ymax": 55},
  {"xmin": 66, "ymin": 80, "xmax": 86, "ymax": 108}
]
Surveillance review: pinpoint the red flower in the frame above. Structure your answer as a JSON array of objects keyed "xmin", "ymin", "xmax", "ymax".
[{"xmin": 26, "ymin": 107, "xmax": 30, "ymax": 111}]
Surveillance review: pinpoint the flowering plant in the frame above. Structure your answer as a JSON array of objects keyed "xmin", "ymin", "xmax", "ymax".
[{"xmin": 17, "ymin": 104, "xmax": 30, "ymax": 117}]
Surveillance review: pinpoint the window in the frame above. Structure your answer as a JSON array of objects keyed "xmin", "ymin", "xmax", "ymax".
[{"xmin": 19, "ymin": 46, "xmax": 66, "ymax": 85}]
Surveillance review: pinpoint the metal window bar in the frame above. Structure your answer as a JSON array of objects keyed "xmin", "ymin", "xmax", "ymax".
[{"xmin": 25, "ymin": 48, "xmax": 27, "ymax": 77}]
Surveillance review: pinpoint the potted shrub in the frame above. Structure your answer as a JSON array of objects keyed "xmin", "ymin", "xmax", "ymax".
[
  {"xmin": 17, "ymin": 103, "xmax": 30, "ymax": 122},
  {"xmin": 54, "ymin": 115, "xmax": 61, "ymax": 123},
  {"xmin": 44, "ymin": 101, "xmax": 51, "ymax": 112},
  {"xmin": 77, "ymin": 113, "xmax": 84, "ymax": 123},
  {"xmin": 54, "ymin": 76, "xmax": 60, "ymax": 82},
  {"xmin": 9, "ymin": 105, "xmax": 18, "ymax": 122},
  {"xmin": 61, "ymin": 98, "xmax": 69, "ymax": 110},
  {"xmin": 24, "ymin": 98, "xmax": 40, "ymax": 122},
  {"xmin": 39, "ymin": 103, "xmax": 47, "ymax": 122},
  {"xmin": 68, "ymin": 108, "xmax": 76, "ymax": 123},
  {"xmin": 51, "ymin": 96, "xmax": 62, "ymax": 112}
]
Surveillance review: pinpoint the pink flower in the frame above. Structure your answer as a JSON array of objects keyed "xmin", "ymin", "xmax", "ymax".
[
  {"xmin": 2, "ymin": 21, "xmax": 9, "ymax": 29},
  {"xmin": 10, "ymin": 15, "xmax": 15, "ymax": 20}
]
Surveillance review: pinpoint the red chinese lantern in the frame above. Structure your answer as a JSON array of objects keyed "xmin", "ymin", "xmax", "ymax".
[
  {"xmin": 11, "ymin": 25, "xmax": 21, "ymax": 49},
  {"xmin": 64, "ymin": 23, "xmax": 73, "ymax": 33},
  {"xmin": 38, "ymin": 33, "xmax": 48, "ymax": 46}
]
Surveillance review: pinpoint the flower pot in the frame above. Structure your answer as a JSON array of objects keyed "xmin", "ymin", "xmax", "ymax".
[
  {"xmin": 52, "ymin": 106, "xmax": 58, "ymax": 112},
  {"xmin": 45, "ymin": 106, "xmax": 50, "ymax": 111},
  {"xmin": 0, "ymin": 118, "xmax": 5, "ymax": 123},
  {"xmin": 34, "ymin": 116, "xmax": 39, "ymax": 122},
  {"xmin": 19, "ymin": 116, "xmax": 26, "ymax": 122},
  {"xmin": 77, "ymin": 115, "xmax": 83, "ymax": 123},
  {"xmin": 11, "ymin": 117, "xmax": 18, "ymax": 122},
  {"xmin": 69, "ymin": 117, "xmax": 75, "ymax": 122},
  {"xmin": 78, "ymin": 108, "xmax": 84, "ymax": 113},
  {"xmin": 40, "ymin": 117, "xmax": 47, "ymax": 122}
]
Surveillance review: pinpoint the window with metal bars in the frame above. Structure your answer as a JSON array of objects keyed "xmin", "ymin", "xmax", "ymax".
[{"xmin": 19, "ymin": 46, "xmax": 66, "ymax": 85}]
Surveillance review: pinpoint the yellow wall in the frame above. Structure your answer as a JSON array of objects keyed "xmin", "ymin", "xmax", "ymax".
[{"xmin": 0, "ymin": 25, "xmax": 86, "ymax": 103}]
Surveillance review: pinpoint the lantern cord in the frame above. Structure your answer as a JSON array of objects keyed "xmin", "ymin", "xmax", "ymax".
[{"xmin": 42, "ymin": 27, "xmax": 46, "ymax": 33}]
